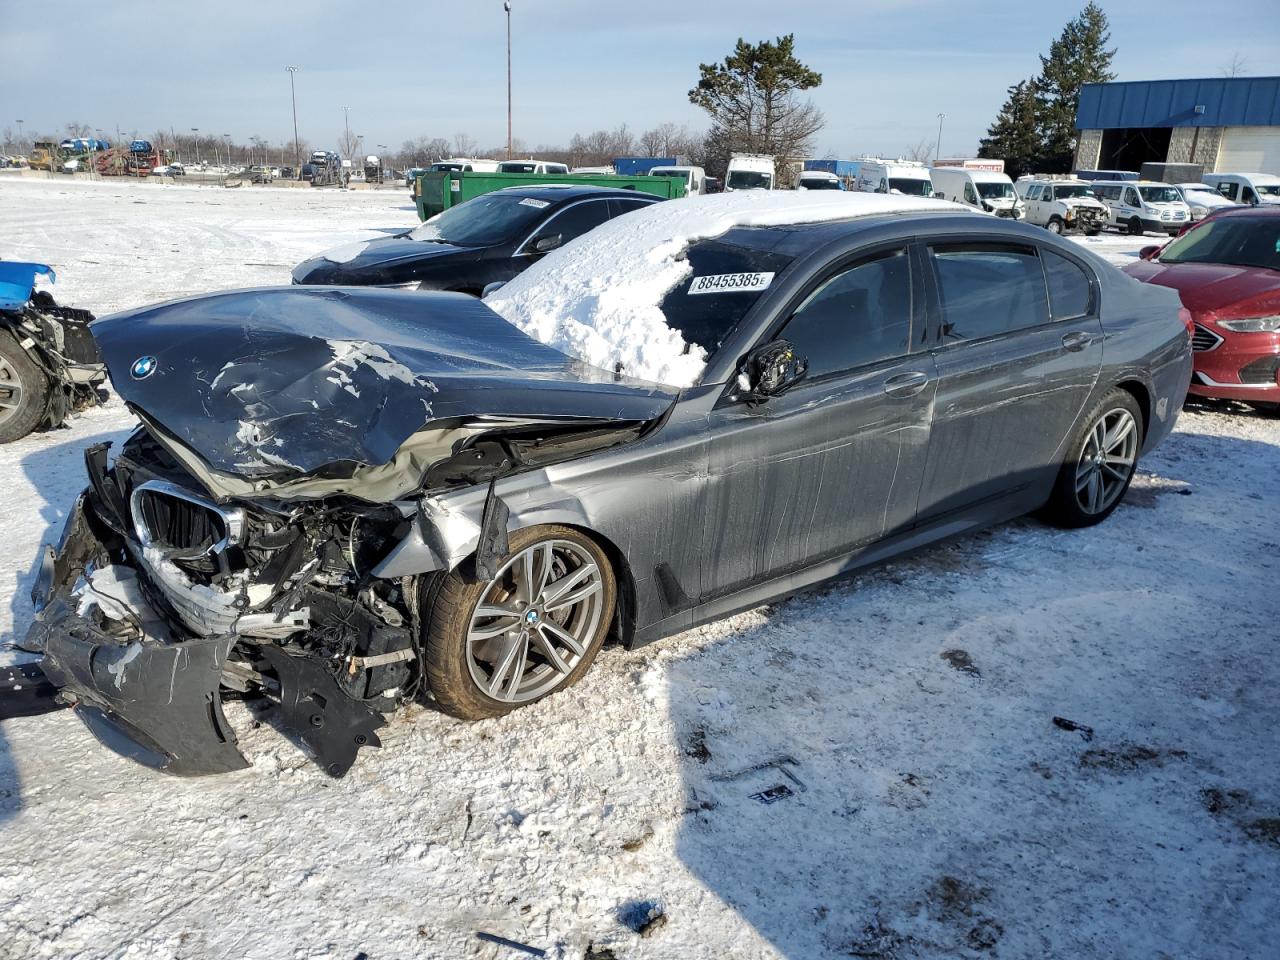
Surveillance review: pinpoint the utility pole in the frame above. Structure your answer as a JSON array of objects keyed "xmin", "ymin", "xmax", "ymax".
[
  {"xmin": 504, "ymin": 1, "xmax": 513, "ymax": 160},
  {"xmin": 15, "ymin": 119, "xmax": 23, "ymax": 154},
  {"xmin": 343, "ymin": 105, "xmax": 351, "ymax": 156},
  {"xmin": 192, "ymin": 127, "xmax": 200, "ymax": 166},
  {"xmin": 935, "ymin": 113, "xmax": 945, "ymax": 164},
  {"xmin": 287, "ymin": 65, "xmax": 301, "ymax": 177}
]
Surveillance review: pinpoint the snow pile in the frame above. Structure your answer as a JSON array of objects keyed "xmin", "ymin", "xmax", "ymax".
[{"xmin": 486, "ymin": 191, "xmax": 958, "ymax": 387}]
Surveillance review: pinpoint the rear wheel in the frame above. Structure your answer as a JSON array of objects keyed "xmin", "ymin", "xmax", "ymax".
[
  {"xmin": 1043, "ymin": 389, "xmax": 1143, "ymax": 528},
  {"xmin": 424, "ymin": 524, "xmax": 616, "ymax": 720},
  {"xmin": 0, "ymin": 332, "xmax": 49, "ymax": 443},
  {"xmin": 1047, "ymin": 217, "xmax": 1064, "ymax": 235}
]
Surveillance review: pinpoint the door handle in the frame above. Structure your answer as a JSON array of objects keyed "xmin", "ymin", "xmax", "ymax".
[
  {"xmin": 883, "ymin": 371, "xmax": 930, "ymax": 398},
  {"xmin": 1061, "ymin": 331, "xmax": 1093, "ymax": 352}
]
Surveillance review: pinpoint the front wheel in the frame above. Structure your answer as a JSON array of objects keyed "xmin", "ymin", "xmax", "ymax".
[
  {"xmin": 0, "ymin": 332, "xmax": 50, "ymax": 443},
  {"xmin": 1246, "ymin": 401, "xmax": 1280, "ymax": 417},
  {"xmin": 1047, "ymin": 217, "xmax": 1064, "ymax": 235},
  {"xmin": 1042, "ymin": 389, "xmax": 1143, "ymax": 528},
  {"xmin": 1127, "ymin": 217, "xmax": 1143, "ymax": 236},
  {"xmin": 424, "ymin": 525, "xmax": 616, "ymax": 720}
]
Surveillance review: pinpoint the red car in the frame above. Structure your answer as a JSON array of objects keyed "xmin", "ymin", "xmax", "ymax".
[{"xmin": 1124, "ymin": 207, "xmax": 1280, "ymax": 413}]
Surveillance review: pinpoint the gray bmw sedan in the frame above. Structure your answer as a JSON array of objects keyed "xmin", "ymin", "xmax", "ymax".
[{"xmin": 24, "ymin": 194, "xmax": 1191, "ymax": 776}]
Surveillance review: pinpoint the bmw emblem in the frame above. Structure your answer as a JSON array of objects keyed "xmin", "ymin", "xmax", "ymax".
[{"xmin": 130, "ymin": 355, "xmax": 158, "ymax": 380}]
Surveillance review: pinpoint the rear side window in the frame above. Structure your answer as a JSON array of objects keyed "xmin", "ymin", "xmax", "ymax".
[
  {"xmin": 1043, "ymin": 250, "xmax": 1094, "ymax": 320},
  {"xmin": 929, "ymin": 243, "xmax": 1050, "ymax": 343},
  {"xmin": 780, "ymin": 248, "xmax": 913, "ymax": 379}
]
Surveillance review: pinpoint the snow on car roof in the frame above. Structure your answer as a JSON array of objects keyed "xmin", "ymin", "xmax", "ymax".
[{"xmin": 486, "ymin": 191, "xmax": 956, "ymax": 387}]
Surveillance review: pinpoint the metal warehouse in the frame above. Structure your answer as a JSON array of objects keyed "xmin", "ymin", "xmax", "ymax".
[{"xmin": 1074, "ymin": 75, "xmax": 1280, "ymax": 174}]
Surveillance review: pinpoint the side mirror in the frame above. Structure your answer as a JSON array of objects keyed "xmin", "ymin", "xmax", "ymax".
[
  {"xmin": 736, "ymin": 340, "xmax": 808, "ymax": 405},
  {"xmin": 933, "ymin": 191, "xmax": 945, "ymax": 199},
  {"xmin": 481, "ymin": 280, "xmax": 507, "ymax": 298},
  {"xmin": 1138, "ymin": 245, "xmax": 1161, "ymax": 261},
  {"xmin": 531, "ymin": 233, "xmax": 562, "ymax": 254}
]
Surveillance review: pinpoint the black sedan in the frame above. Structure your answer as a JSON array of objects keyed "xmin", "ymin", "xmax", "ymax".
[{"xmin": 291, "ymin": 185, "xmax": 661, "ymax": 294}]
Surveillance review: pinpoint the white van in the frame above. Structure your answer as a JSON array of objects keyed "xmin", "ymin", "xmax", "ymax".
[
  {"xmin": 497, "ymin": 160, "xmax": 570, "ymax": 175},
  {"xmin": 430, "ymin": 158, "xmax": 500, "ymax": 173},
  {"xmin": 1089, "ymin": 181, "xmax": 1191, "ymax": 235},
  {"xmin": 854, "ymin": 160, "xmax": 933, "ymax": 198},
  {"xmin": 794, "ymin": 170, "xmax": 843, "ymax": 191},
  {"xmin": 1018, "ymin": 178, "xmax": 1107, "ymax": 234},
  {"xmin": 648, "ymin": 165, "xmax": 706, "ymax": 196},
  {"xmin": 725, "ymin": 154, "xmax": 775, "ymax": 191},
  {"xmin": 929, "ymin": 166, "xmax": 1023, "ymax": 218},
  {"xmin": 1201, "ymin": 172, "xmax": 1280, "ymax": 206}
]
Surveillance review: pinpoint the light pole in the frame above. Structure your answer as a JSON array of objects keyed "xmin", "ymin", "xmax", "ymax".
[
  {"xmin": 191, "ymin": 127, "xmax": 201, "ymax": 166},
  {"xmin": 504, "ymin": 1, "xmax": 513, "ymax": 160},
  {"xmin": 15, "ymin": 119, "xmax": 23, "ymax": 154},
  {"xmin": 286, "ymin": 65, "xmax": 301, "ymax": 177},
  {"xmin": 935, "ymin": 113, "xmax": 945, "ymax": 164}
]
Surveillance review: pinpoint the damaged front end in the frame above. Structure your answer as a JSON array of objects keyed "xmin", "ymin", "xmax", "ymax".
[
  {"xmin": 24, "ymin": 286, "xmax": 674, "ymax": 776},
  {"xmin": 27, "ymin": 435, "xmax": 412, "ymax": 776},
  {"xmin": 0, "ymin": 262, "xmax": 106, "ymax": 441}
]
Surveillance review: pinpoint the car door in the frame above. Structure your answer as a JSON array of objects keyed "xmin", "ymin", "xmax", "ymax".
[
  {"xmin": 697, "ymin": 244, "xmax": 938, "ymax": 602},
  {"xmin": 914, "ymin": 240, "xmax": 1103, "ymax": 522}
]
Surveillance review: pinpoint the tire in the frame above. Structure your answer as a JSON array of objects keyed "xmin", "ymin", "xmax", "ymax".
[
  {"xmin": 424, "ymin": 524, "xmax": 616, "ymax": 720},
  {"xmin": 0, "ymin": 332, "xmax": 50, "ymax": 444},
  {"xmin": 1246, "ymin": 401, "xmax": 1280, "ymax": 417},
  {"xmin": 1085, "ymin": 229, "xmax": 1101, "ymax": 237},
  {"xmin": 1127, "ymin": 217, "xmax": 1143, "ymax": 236},
  {"xmin": 1047, "ymin": 217, "xmax": 1064, "ymax": 235},
  {"xmin": 1042, "ymin": 388, "xmax": 1143, "ymax": 529}
]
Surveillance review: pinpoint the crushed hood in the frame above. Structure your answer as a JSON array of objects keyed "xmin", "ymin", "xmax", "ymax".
[{"xmin": 94, "ymin": 286, "xmax": 678, "ymax": 479}]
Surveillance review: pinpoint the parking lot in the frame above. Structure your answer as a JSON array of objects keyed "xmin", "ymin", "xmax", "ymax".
[{"xmin": 0, "ymin": 177, "xmax": 1277, "ymax": 960}]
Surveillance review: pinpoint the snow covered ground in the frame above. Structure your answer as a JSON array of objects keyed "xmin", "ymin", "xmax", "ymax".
[{"xmin": 0, "ymin": 178, "xmax": 1277, "ymax": 960}]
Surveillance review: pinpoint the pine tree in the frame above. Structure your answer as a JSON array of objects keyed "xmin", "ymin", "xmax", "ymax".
[
  {"xmin": 978, "ymin": 80, "xmax": 1042, "ymax": 179},
  {"xmin": 1036, "ymin": 2, "xmax": 1116, "ymax": 171}
]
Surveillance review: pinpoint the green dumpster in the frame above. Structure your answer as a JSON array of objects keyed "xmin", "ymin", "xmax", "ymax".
[{"xmin": 413, "ymin": 171, "xmax": 686, "ymax": 221}]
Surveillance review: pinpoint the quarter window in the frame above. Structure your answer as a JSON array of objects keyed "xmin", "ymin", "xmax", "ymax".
[
  {"xmin": 1043, "ymin": 250, "xmax": 1094, "ymax": 320},
  {"xmin": 779, "ymin": 248, "xmax": 912, "ymax": 379},
  {"xmin": 929, "ymin": 243, "xmax": 1050, "ymax": 342}
]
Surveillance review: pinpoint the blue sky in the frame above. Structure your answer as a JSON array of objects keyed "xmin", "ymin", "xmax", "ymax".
[{"xmin": 2, "ymin": 0, "xmax": 1278, "ymax": 158}]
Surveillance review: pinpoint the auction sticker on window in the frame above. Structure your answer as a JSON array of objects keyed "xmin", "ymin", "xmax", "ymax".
[
  {"xmin": 687, "ymin": 272, "xmax": 775, "ymax": 295},
  {"xmin": 518, "ymin": 197, "xmax": 550, "ymax": 208}
]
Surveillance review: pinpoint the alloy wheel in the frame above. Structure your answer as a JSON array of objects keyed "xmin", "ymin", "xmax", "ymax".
[
  {"xmin": 465, "ymin": 539, "xmax": 606, "ymax": 703},
  {"xmin": 0, "ymin": 359, "xmax": 24, "ymax": 428},
  {"xmin": 1074, "ymin": 408, "xmax": 1138, "ymax": 515}
]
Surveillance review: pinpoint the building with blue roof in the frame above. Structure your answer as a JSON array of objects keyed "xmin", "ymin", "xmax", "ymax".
[{"xmin": 1073, "ymin": 76, "xmax": 1280, "ymax": 175}]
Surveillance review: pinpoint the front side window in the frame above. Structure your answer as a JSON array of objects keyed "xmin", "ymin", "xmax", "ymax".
[
  {"xmin": 528, "ymin": 200, "xmax": 610, "ymax": 249},
  {"xmin": 930, "ymin": 243, "xmax": 1050, "ymax": 343},
  {"xmin": 1243, "ymin": 187, "xmax": 1258, "ymax": 204},
  {"xmin": 779, "ymin": 248, "xmax": 913, "ymax": 379},
  {"xmin": 963, "ymin": 183, "xmax": 978, "ymax": 205},
  {"xmin": 1124, "ymin": 188, "xmax": 1140, "ymax": 206}
]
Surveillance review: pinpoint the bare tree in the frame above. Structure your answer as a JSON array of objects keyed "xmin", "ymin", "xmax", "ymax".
[
  {"xmin": 1222, "ymin": 52, "xmax": 1249, "ymax": 77},
  {"xmin": 904, "ymin": 138, "xmax": 936, "ymax": 163},
  {"xmin": 338, "ymin": 128, "xmax": 363, "ymax": 161},
  {"xmin": 453, "ymin": 132, "xmax": 479, "ymax": 158}
]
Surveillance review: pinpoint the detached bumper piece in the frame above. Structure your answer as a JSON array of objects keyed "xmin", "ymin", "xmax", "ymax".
[
  {"xmin": 25, "ymin": 487, "xmax": 387, "ymax": 778},
  {"xmin": 0, "ymin": 659, "xmax": 61, "ymax": 720}
]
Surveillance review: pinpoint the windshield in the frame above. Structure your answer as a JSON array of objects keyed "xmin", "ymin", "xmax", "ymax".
[
  {"xmin": 977, "ymin": 181, "xmax": 1015, "ymax": 200},
  {"xmin": 407, "ymin": 193, "xmax": 550, "ymax": 246},
  {"xmin": 499, "ymin": 162, "xmax": 538, "ymax": 173},
  {"xmin": 1053, "ymin": 184, "xmax": 1096, "ymax": 200},
  {"xmin": 1139, "ymin": 186, "xmax": 1182, "ymax": 204},
  {"xmin": 726, "ymin": 170, "xmax": 772, "ymax": 190},
  {"xmin": 1257, "ymin": 183, "xmax": 1280, "ymax": 198},
  {"xmin": 1159, "ymin": 217, "xmax": 1280, "ymax": 271},
  {"xmin": 658, "ymin": 237, "xmax": 796, "ymax": 354},
  {"xmin": 889, "ymin": 177, "xmax": 932, "ymax": 197},
  {"xmin": 801, "ymin": 177, "xmax": 842, "ymax": 190}
]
